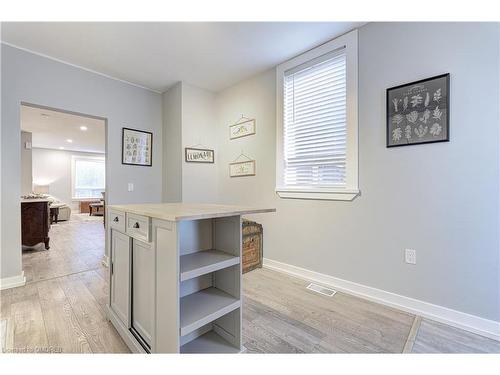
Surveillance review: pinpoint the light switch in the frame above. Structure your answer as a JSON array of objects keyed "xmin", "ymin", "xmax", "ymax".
[{"xmin": 128, "ymin": 183, "xmax": 134, "ymax": 192}]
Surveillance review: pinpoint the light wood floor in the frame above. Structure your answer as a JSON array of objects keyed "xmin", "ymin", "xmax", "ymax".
[{"xmin": 1, "ymin": 216, "xmax": 499, "ymax": 353}]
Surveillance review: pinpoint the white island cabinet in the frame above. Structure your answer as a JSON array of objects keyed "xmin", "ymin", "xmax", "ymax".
[{"xmin": 106, "ymin": 203, "xmax": 275, "ymax": 353}]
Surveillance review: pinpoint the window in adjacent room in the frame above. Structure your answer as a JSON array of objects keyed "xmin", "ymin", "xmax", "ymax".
[
  {"xmin": 275, "ymin": 30, "xmax": 359, "ymax": 201},
  {"xmin": 71, "ymin": 155, "xmax": 105, "ymax": 199}
]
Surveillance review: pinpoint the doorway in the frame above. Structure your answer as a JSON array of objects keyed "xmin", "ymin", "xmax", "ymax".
[{"xmin": 20, "ymin": 103, "xmax": 108, "ymax": 282}]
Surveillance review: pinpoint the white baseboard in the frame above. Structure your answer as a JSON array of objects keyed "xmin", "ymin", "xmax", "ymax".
[
  {"xmin": 0, "ymin": 271, "xmax": 26, "ymax": 290},
  {"xmin": 263, "ymin": 258, "xmax": 500, "ymax": 341},
  {"xmin": 101, "ymin": 255, "xmax": 109, "ymax": 267}
]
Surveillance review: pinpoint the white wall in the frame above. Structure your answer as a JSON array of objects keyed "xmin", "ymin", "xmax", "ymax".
[
  {"xmin": 31, "ymin": 148, "xmax": 105, "ymax": 211},
  {"xmin": 215, "ymin": 23, "xmax": 500, "ymax": 321},
  {"xmin": 1, "ymin": 44, "xmax": 163, "ymax": 279},
  {"xmin": 20, "ymin": 131, "xmax": 32, "ymax": 195}
]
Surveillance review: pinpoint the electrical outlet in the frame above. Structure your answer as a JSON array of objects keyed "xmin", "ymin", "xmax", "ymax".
[
  {"xmin": 128, "ymin": 182, "xmax": 134, "ymax": 192},
  {"xmin": 405, "ymin": 249, "xmax": 416, "ymax": 265}
]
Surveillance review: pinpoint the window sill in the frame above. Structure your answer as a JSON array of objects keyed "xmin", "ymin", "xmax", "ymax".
[{"xmin": 276, "ymin": 188, "xmax": 360, "ymax": 201}]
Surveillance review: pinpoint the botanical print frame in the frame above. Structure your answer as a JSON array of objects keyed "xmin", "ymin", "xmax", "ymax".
[
  {"xmin": 185, "ymin": 147, "xmax": 215, "ymax": 163},
  {"xmin": 387, "ymin": 73, "xmax": 450, "ymax": 147},
  {"xmin": 229, "ymin": 160, "xmax": 256, "ymax": 177},
  {"xmin": 229, "ymin": 119, "xmax": 256, "ymax": 140},
  {"xmin": 122, "ymin": 127, "xmax": 153, "ymax": 166}
]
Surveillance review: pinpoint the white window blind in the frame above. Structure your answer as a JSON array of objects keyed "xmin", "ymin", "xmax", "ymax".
[{"xmin": 283, "ymin": 50, "xmax": 347, "ymax": 188}]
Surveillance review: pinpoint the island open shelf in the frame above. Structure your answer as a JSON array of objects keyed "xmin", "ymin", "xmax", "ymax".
[
  {"xmin": 180, "ymin": 331, "xmax": 241, "ymax": 354},
  {"xmin": 180, "ymin": 250, "xmax": 240, "ymax": 282},
  {"xmin": 180, "ymin": 286, "xmax": 241, "ymax": 336}
]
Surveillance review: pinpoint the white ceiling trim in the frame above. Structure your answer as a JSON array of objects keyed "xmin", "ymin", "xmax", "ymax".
[{"xmin": 1, "ymin": 41, "xmax": 163, "ymax": 94}]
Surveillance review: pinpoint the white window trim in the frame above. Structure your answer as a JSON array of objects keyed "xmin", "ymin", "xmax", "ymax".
[
  {"xmin": 71, "ymin": 155, "xmax": 106, "ymax": 200},
  {"xmin": 275, "ymin": 29, "xmax": 359, "ymax": 201}
]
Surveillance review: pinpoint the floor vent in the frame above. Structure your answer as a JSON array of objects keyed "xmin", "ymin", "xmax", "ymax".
[{"xmin": 306, "ymin": 283, "xmax": 337, "ymax": 297}]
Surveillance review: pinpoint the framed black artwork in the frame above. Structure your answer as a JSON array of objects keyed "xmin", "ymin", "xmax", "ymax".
[
  {"xmin": 122, "ymin": 127, "xmax": 153, "ymax": 166},
  {"xmin": 387, "ymin": 73, "xmax": 450, "ymax": 147}
]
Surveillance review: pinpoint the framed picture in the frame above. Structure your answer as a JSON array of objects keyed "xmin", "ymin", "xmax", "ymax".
[
  {"xmin": 229, "ymin": 119, "xmax": 256, "ymax": 140},
  {"xmin": 185, "ymin": 147, "xmax": 214, "ymax": 163},
  {"xmin": 122, "ymin": 127, "xmax": 153, "ymax": 166},
  {"xmin": 229, "ymin": 160, "xmax": 255, "ymax": 177},
  {"xmin": 387, "ymin": 73, "xmax": 450, "ymax": 147}
]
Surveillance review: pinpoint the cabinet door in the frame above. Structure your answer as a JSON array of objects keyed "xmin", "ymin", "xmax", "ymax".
[
  {"xmin": 110, "ymin": 230, "xmax": 131, "ymax": 327},
  {"xmin": 132, "ymin": 239, "xmax": 154, "ymax": 347}
]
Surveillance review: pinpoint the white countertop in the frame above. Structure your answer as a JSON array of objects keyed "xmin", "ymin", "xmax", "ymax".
[{"xmin": 108, "ymin": 203, "xmax": 275, "ymax": 221}]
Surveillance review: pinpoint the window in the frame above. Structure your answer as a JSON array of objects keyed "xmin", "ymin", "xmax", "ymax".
[
  {"xmin": 276, "ymin": 30, "xmax": 359, "ymax": 201},
  {"xmin": 72, "ymin": 156, "xmax": 105, "ymax": 199}
]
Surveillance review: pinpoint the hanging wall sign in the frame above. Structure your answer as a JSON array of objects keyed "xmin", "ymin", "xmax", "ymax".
[
  {"xmin": 185, "ymin": 147, "xmax": 215, "ymax": 163},
  {"xmin": 229, "ymin": 118, "xmax": 256, "ymax": 140},
  {"xmin": 229, "ymin": 160, "xmax": 256, "ymax": 177},
  {"xmin": 387, "ymin": 73, "xmax": 450, "ymax": 147}
]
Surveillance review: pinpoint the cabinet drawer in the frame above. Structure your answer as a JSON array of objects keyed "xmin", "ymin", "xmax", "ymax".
[
  {"xmin": 109, "ymin": 210, "xmax": 126, "ymax": 233},
  {"xmin": 126, "ymin": 213, "xmax": 151, "ymax": 242}
]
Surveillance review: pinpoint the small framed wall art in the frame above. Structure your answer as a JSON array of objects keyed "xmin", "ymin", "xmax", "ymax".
[
  {"xmin": 387, "ymin": 73, "xmax": 450, "ymax": 147},
  {"xmin": 122, "ymin": 127, "xmax": 153, "ymax": 166},
  {"xmin": 229, "ymin": 117, "xmax": 256, "ymax": 140},
  {"xmin": 185, "ymin": 147, "xmax": 215, "ymax": 163},
  {"xmin": 229, "ymin": 160, "xmax": 256, "ymax": 177}
]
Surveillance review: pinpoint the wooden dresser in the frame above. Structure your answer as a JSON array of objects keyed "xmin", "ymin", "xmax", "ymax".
[
  {"xmin": 21, "ymin": 199, "xmax": 50, "ymax": 250},
  {"xmin": 242, "ymin": 219, "xmax": 263, "ymax": 273}
]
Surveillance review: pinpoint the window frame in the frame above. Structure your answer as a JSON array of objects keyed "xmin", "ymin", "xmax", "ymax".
[
  {"xmin": 71, "ymin": 155, "xmax": 106, "ymax": 200},
  {"xmin": 275, "ymin": 29, "xmax": 359, "ymax": 201}
]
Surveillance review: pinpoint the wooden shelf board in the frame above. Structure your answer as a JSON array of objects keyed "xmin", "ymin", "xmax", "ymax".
[
  {"xmin": 180, "ymin": 250, "xmax": 240, "ymax": 281},
  {"xmin": 180, "ymin": 287, "xmax": 240, "ymax": 336},
  {"xmin": 180, "ymin": 331, "xmax": 240, "ymax": 354}
]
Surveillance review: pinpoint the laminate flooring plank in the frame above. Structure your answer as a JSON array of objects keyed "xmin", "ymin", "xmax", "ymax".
[
  {"xmin": 403, "ymin": 316, "xmax": 422, "ymax": 353},
  {"xmin": 243, "ymin": 268, "xmax": 413, "ymax": 353},
  {"xmin": 37, "ymin": 278, "xmax": 91, "ymax": 353},
  {"xmin": 9, "ymin": 283, "xmax": 49, "ymax": 353},
  {"xmin": 412, "ymin": 319, "xmax": 500, "ymax": 353},
  {"xmin": 58, "ymin": 273, "xmax": 129, "ymax": 353}
]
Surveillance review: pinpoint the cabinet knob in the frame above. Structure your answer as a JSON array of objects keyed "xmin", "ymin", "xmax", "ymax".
[
  {"xmin": 133, "ymin": 222, "xmax": 140, "ymax": 229},
  {"xmin": 113, "ymin": 217, "xmax": 119, "ymax": 222}
]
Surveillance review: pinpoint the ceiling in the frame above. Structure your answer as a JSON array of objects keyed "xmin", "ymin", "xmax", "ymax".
[
  {"xmin": 21, "ymin": 105, "xmax": 105, "ymax": 153},
  {"xmin": 1, "ymin": 22, "xmax": 364, "ymax": 92}
]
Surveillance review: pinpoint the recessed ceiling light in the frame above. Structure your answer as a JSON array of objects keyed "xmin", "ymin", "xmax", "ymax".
[
  {"xmin": 80, "ymin": 126, "xmax": 88, "ymax": 131},
  {"xmin": 66, "ymin": 139, "xmax": 73, "ymax": 143},
  {"xmin": 59, "ymin": 146, "xmax": 65, "ymax": 150}
]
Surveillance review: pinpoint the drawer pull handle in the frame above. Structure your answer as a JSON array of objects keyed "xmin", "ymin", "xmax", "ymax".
[
  {"xmin": 113, "ymin": 217, "xmax": 119, "ymax": 222},
  {"xmin": 133, "ymin": 222, "xmax": 140, "ymax": 229}
]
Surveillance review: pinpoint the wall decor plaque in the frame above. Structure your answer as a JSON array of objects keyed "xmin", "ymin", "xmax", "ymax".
[
  {"xmin": 229, "ymin": 160, "xmax": 256, "ymax": 177},
  {"xmin": 229, "ymin": 118, "xmax": 256, "ymax": 140},
  {"xmin": 387, "ymin": 73, "xmax": 450, "ymax": 147},
  {"xmin": 185, "ymin": 147, "xmax": 215, "ymax": 163}
]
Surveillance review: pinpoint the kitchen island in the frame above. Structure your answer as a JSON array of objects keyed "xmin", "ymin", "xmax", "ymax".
[{"xmin": 106, "ymin": 203, "xmax": 275, "ymax": 353}]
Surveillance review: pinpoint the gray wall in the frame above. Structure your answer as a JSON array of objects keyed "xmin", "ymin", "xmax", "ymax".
[
  {"xmin": 1, "ymin": 44, "xmax": 163, "ymax": 279},
  {"xmin": 215, "ymin": 23, "xmax": 500, "ymax": 321},
  {"xmin": 162, "ymin": 82, "xmax": 183, "ymax": 202},
  {"xmin": 162, "ymin": 81, "xmax": 218, "ymax": 203},
  {"xmin": 20, "ymin": 131, "xmax": 32, "ymax": 195},
  {"xmin": 181, "ymin": 83, "xmax": 218, "ymax": 203}
]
